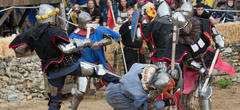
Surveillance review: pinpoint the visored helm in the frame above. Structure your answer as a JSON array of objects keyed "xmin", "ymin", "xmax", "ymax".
[
  {"xmin": 180, "ymin": 2, "xmax": 194, "ymax": 18},
  {"xmin": 38, "ymin": 4, "xmax": 57, "ymax": 23},
  {"xmin": 78, "ymin": 11, "xmax": 92, "ymax": 29},
  {"xmin": 151, "ymin": 71, "xmax": 171, "ymax": 91}
]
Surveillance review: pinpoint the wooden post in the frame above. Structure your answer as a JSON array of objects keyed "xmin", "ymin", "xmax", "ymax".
[
  {"xmin": 59, "ymin": 0, "xmax": 67, "ymax": 31},
  {"xmin": 0, "ymin": 8, "xmax": 13, "ymax": 26},
  {"xmin": 18, "ymin": 9, "xmax": 30, "ymax": 28}
]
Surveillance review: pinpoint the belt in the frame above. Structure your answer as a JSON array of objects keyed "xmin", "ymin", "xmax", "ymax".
[
  {"xmin": 50, "ymin": 54, "xmax": 80, "ymax": 69},
  {"xmin": 125, "ymin": 46, "xmax": 140, "ymax": 51}
]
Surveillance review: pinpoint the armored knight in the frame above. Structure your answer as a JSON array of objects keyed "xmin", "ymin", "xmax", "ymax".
[
  {"xmin": 172, "ymin": 2, "xmax": 234, "ymax": 110},
  {"xmin": 9, "ymin": 4, "xmax": 120, "ymax": 110},
  {"xmin": 139, "ymin": 2, "xmax": 234, "ymax": 110},
  {"xmin": 105, "ymin": 63, "xmax": 179, "ymax": 110}
]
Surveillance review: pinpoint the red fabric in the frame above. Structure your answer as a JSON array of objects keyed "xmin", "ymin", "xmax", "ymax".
[
  {"xmin": 74, "ymin": 28, "xmax": 95, "ymax": 36},
  {"xmin": 174, "ymin": 90, "xmax": 182, "ymax": 110},
  {"xmin": 107, "ymin": 7, "xmax": 115, "ymax": 30},
  {"xmin": 207, "ymin": 49, "xmax": 235, "ymax": 77},
  {"xmin": 182, "ymin": 49, "xmax": 235, "ymax": 94},
  {"xmin": 182, "ymin": 66, "xmax": 199, "ymax": 94}
]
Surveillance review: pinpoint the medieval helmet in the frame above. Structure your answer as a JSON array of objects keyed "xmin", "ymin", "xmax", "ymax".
[
  {"xmin": 180, "ymin": 2, "xmax": 194, "ymax": 18},
  {"xmin": 157, "ymin": 1, "xmax": 172, "ymax": 18},
  {"xmin": 172, "ymin": 12, "xmax": 192, "ymax": 34},
  {"xmin": 78, "ymin": 11, "xmax": 92, "ymax": 29},
  {"xmin": 37, "ymin": 4, "xmax": 58, "ymax": 24},
  {"xmin": 152, "ymin": 71, "xmax": 171, "ymax": 91}
]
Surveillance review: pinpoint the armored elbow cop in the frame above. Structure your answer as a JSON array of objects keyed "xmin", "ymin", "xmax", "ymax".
[
  {"xmin": 13, "ymin": 44, "xmax": 32, "ymax": 57},
  {"xmin": 58, "ymin": 38, "xmax": 92, "ymax": 54},
  {"xmin": 189, "ymin": 60, "xmax": 208, "ymax": 76},
  {"xmin": 212, "ymin": 27, "xmax": 224, "ymax": 48}
]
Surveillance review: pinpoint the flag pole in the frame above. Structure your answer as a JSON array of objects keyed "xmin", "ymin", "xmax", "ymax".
[{"xmin": 110, "ymin": 6, "xmax": 116, "ymax": 27}]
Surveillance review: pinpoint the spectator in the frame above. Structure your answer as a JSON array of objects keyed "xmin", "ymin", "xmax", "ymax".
[
  {"xmin": 66, "ymin": 0, "xmax": 88, "ymax": 7},
  {"xmin": 102, "ymin": 0, "xmax": 118, "ymax": 27},
  {"xmin": 119, "ymin": 8, "xmax": 146, "ymax": 72},
  {"xmin": 95, "ymin": 0, "xmax": 107, "ymax": 12},
  {"xmin": 217, "ymin": 0, "xmax": 238, "ymax": 23},
  {"xmin": 117, "ymin": 0, "xmax": 130, "ymax": 25},
  {"xmin": 194, "ymin": 3, "xmax": 218, "ymax": 24},
  {"xmin": 67, "ymin": 3, "xmax": 81, "ymax": 34},
  {"xmin": 83, "ymin": 0, "xmax": 101, "ymax": 24},
  {"xmin": 128, "ymin": 0, "xmax": 136, "ymax": 7}
]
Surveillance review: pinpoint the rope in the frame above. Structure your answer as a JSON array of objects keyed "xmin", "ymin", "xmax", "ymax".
[
  {"xmin": 205, "ymin": 9, "xmax": 240, "ymax": 13},
  {"xmin": 0, "ymin": 6, "xmax": 39, "ymax": 13},
  {"xmin": 57, "ymin": 15, "xmax": 79, "ymax": 27}
]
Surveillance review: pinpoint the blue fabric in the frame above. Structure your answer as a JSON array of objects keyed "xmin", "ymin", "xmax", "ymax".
[
  {"xmin": 131, "ymin": 10, "xmax": 139, "ymax": 40},
  {"xmin": 69, "ymin": 26, "xmax": 120, "ymax": 68},
  {"xmin": 119, "ymin": 63, "xmax": 148, "ymax": 107},
  {"xmin": 105, "ymin": 83, "xmax": 139, "ymax": 110},
  {"xmin": 105, "ymin": 63, "xmax": 166, "ymax": 110},
  {"xmin": 76, "ymin": 0, "xmax": 87, "ymax": 5},
  {"xmin": 105, "ymin": 63, "xmax": 148, "ymax": 109},
  {"xmin": 28, "ymin": 9, "xmax": 37, "ymax": 23},
  {"xmin": 102, "ymin": 5, "xmax": 118, "ymax": 23},
  {"xmin": 47, "ymin": 75, "xmax": 65, "ymax": 110},
  {"xmin": 128, "ymin": 0, "xmax": 137, "ymax": 7},
  {"xmin": 47, "ymin": 59, "xmax": 82, "ymax": 79},
  {"xmin": 16, "ymin": 9, "xmax": 23, "ymax": 16}
]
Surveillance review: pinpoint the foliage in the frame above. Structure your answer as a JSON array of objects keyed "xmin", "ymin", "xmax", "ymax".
[{"xmin": 213, "ymin": 78, "xmax": 233, "ymax": 88}]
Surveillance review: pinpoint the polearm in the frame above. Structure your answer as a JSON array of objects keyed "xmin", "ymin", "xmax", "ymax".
[
  {"xmin": 169, "ymin": 19, "xmax": 179, "ymax": 110},
  {"xmin": 201, "ymin": 49, "xmax": 220, "ymax": 92},
  {"xmin": 119, "ymin": 37, "xmax": 128, "ymax": 74},
  {"xmin": 201, "ymin": 33, "xmax": 221, "ymax": 92},
  {"xmin": 171, "ymin": 20, "xmax": 178, "ymax": 72}
]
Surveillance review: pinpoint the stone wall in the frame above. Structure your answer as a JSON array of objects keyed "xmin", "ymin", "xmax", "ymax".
[
  {"xmin": 0, "ymin": 45, "xmax": 239, "ymax": 102},
  {"xmin": 0, "ymin": 56, "xmax": 45, "ymax": 101}
]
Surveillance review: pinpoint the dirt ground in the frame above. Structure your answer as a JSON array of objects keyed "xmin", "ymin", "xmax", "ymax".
[{"xmin": 0, "ymin": 84, "xmax": 240, "ymax": 110}]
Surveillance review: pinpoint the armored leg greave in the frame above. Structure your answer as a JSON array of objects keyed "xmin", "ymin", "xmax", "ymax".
[
  {"xmin": 70, "ymin": 77, "xmax": 89, "ymax": 110},
  {"xmin": 198, "ymin": 84, "xmax": 212, "ymax": 110}
]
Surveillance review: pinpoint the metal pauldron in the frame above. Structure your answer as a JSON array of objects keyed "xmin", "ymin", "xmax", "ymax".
[{"xmin": 157, "ymin": 1, "xmax": 172, "ymax": 17}]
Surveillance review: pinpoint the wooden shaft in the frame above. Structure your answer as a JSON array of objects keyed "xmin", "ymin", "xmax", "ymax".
[
  {"xmin": 120, "ymin": 38, "xmax": 128, "ymax": 74},
  {"xmin": 86, "ymin": 27, "xmax": 91, "ymax": 39},
  {"xmin": 171, "ymin": 25, "xmax": 177, "ymax": 71},
  {"xmin": 201, "ymin": 49, "xmax": 220, "ymax": 92}
]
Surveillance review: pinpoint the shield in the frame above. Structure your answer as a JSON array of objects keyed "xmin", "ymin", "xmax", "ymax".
[{"xmin": 131, "ymin": 9, "xmax": 140, "ymax": 42}]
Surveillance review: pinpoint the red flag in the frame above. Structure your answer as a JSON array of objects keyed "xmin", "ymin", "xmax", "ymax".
[
  {"xmin": 107, "ymin": 7, "xmax": 115, "ymax": 30},
  {"xmin": 207, "ymin": 49, "xmax": 235, "ymax": 77}
]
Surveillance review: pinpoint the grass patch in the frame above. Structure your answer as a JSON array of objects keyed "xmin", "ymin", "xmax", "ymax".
[{"xmin": 213, "ymin": 78, "xmax": 233, "ymax": 88}]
